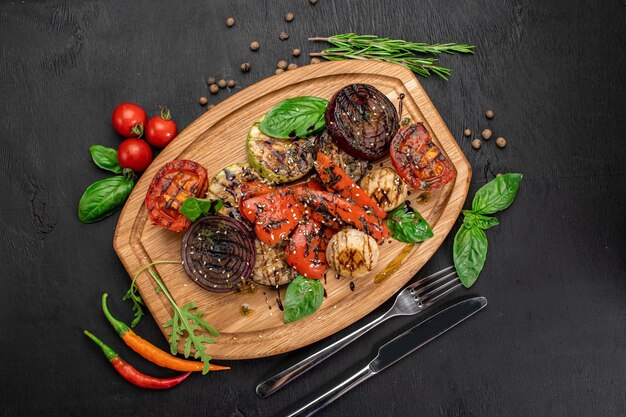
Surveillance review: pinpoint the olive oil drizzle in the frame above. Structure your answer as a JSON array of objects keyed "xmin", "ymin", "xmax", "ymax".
[{"xmin": 374, "ymin": 243, "xmax": 415, "ymax": 284}]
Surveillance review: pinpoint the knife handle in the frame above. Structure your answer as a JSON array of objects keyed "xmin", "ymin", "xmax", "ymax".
[
  {"xmin": 283, "ymin": 366, "xmax": 375, "ymax": 417},
  {"xmin": 256, "ymin": 311, "xmax": 390, "ymax": 398}
]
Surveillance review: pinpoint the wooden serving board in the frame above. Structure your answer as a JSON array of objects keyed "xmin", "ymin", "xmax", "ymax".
[{"xmin": 113, "ymin": 61, "xmax": 471, "ymax": 360}]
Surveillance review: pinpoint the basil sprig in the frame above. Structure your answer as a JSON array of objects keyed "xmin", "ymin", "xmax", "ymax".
[
  {"xmin": 387, "ymin": 204, "xmax": 434, "ymax": 243},
  {"xmin": 180, "ymin": 197, "xmax": 223, "ymax": 222},
  {"xmin": 259, "ymin": 96, "xmax": 328, "ymax": 139},
  {"xmin": 78, "ymin": 174, "xmax": 135, "ymax": 223},
  {"xmin": 283, "ymin": 275, "xmax": 325, "ymax": 323},
  {"xmin": 453, "ymin": 173, "xmax": 523, "ymax": 288},
  {"xmin": 89, "ymin": 145, "xmax": 123, "ymax": 174}
]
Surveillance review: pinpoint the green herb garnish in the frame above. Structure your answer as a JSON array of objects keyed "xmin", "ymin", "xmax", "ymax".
[
  {"xmin": 283, "ymin": 275, "xmax": 325, "ymax": 324},
  {"xmin": 453, "ymin": 173, "xmax": 523, "ymax": 288},
  {"xmin": 310, "ymin": 33, "xmax": 475, "ymax": 80},
  {"xmin": 124, "ymin": 262, "xmax": 220, "ymax": 374},
  {"xmin": 387, "ymin": 204, "xmax": 434, "ymax": 243},
  {"xmin": 180, "ymin": 197, "xmax": 223, "ymax": 222},
  {"xmin": 259, "ymin": 96, "xmax": 328, "ymax": 139}
]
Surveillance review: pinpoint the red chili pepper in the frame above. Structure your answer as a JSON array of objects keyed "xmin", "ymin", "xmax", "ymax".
[{"xmin": 84, "ymin": 330, "xmax": 191, "ymax": 390}]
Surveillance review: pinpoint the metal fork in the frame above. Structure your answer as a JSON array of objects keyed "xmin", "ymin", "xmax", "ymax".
[{"xmin": 255, "ymin": 265, "xmax": 462, "ymax": 398}]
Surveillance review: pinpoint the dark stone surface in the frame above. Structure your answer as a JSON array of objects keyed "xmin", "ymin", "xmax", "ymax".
[{"xmin": 1, "ymin": 1, "xmax": 625, "ymax": 416}]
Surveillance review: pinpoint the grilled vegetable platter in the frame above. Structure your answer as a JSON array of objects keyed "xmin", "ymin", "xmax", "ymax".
[{"xmin": 113, "ymin": 61, "xmax": 471, "ymax": 359}]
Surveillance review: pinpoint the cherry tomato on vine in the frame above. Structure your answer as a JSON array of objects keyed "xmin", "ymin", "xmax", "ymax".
[
  {"xmin": 145, "ymin": 107, "xmax": 178, "ymax": 148},
  {"xmin": 112, "ymin": 103, "xmax": 147, "ymax": 138},
  {"xmin": 117, "ymin": 138, "xmax": 152, "ymax": 172}
]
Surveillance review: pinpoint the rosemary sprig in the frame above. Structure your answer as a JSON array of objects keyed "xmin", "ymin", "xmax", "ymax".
[
  {"xmin": 124, "ymin": 261, "xmax": 220, "ymax": 374},
  {"xmin": 310, "ymin": 33, "xmax": 475, "ymax": 80}
]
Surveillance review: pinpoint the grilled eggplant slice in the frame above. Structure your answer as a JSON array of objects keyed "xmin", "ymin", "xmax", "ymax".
[
  {"xmin": 252, "ymin": 239, "xmax": 297, "ymax": 287},
  {"xmin": 206, "ymin": 163, "xmax": 265, "ymax": 224},
  {"xmin": 317, "ymin": 131, "xmax": 369, "ymax": 182},
  {"xmin": 247, "ymin": 117, "xmax": 316, "ymax": 184}
]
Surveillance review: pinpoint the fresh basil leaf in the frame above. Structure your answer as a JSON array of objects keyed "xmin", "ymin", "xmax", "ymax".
[
  {"xmin": 387, "ymin": 204, "xmax": 434, "ymax": 243},
  {"xmin": 462, "ymin": 210, "xmax": 499, "ymax": 230},
  {"xmin": 78, "ymin": 176, "xmax": 135, "ymax": 223},
  {"xmin": 453, "ymin": 224, "xmax": 488, "ymax": 288},
  {"xmin": 89, "ymin": 145, "xmax": 122, "ymax": 174},
  {"xmin": 259, "ymin": 96, "xmax": 328, "ymax": 139},
  {"xmin": 180, "ymin": 197, "xmax": 223, "ymax": 222},
  {"xmin": 283, "ymin": 275, "xmax": 325, "ymax": 323},
  {"xmin": 472, "ymin": 173, "xmax": 523, "ymax": 215}
]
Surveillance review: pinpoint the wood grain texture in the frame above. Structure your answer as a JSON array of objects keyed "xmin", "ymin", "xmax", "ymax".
[
  {"xmin": 113, "ymin": 61, "xmax": 471, "ymax": 359},
  {"xmin": 1, "ymin": 0, "xmax": 625, "ymax": 416}
]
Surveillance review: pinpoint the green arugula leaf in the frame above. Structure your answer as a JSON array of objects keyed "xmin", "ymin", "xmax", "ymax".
[
  {"xmin": 180, "ymin": 197, "xmax": 223, "ymax": 222},
  {"xmin": 259, "ymin": 96, "xmax": 329, "ymax": 139},
  {"xmin": 472, "ymin": 173, "xmax": 523, "ymax": 215},
  {"xmin": 283, "ymin": 276, "xmax": 325, "ymax": 323},
  {"xmin": 453, "ymin": 223, "xmax": 488, "ymax": 288},
  {"xmin": 89, "ymin": 145, "xmax": 123, "ymax": 174},
  {"xmin": 125, "ymin": 265, "xmax": 220, "ymax": 374},
  {"xmin": 122, "ymin": 280, "xmax": 145, "ymax": 328},
  {"xmin": 387, "ymin": 204, "xmax": 434, "ymax": 243},
  {"xmin": 462, "ymin": 210, "xmax": 500, "ymax": 230}
]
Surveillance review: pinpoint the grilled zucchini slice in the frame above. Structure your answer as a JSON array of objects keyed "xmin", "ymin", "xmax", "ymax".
[{"xmin": 247, "ymin": 117, "xmax": 316, "ymax": 184}]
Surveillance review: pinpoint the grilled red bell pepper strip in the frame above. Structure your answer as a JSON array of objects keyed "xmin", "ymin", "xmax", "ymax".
[
  {"xmin": 240, "ymin": 180, "xmax": 340, "ymax": 230},
  {"xmin": 315, "ymin": 152, "xmax": 387, "ymax": 219},
  {"xmin": 240, "ymin": 188, "xmax": 304, "ymax": 246},
  {"xmin": 101, "ymin": 294, "xmax": 229, "ymax": 374},
  {"xmin": 84, "ymin": 330, "xmax": 191, "ymax": 390},
  {"xmin": 286, "ymin": 219, "xmax": 335, "ymax": 279},
  {"xmin": 293, "ymin": 188, "xmax": 389, "ymax": 244},
  {"xmin": 295, "ymin": 179, "xmax": 325, "ymax": 191}
]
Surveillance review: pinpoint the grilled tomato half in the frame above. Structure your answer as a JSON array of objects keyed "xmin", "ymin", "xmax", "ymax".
[
  {"xmin": 390, "ymin": 123, "xmax": 456, "ymax": 190},
  {"xmin": 145, "ymin": 160, "xmax": 208, "ymax": 231}
]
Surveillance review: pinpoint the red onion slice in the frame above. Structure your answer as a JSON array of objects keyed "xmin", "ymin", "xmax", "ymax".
[
  {"xmin": 325, "ymin": 84, "xmax": 399, "ymax": 161},
  {"xmin": 181, "ymin": 215, "xmax": 256, "ymax": 293}
]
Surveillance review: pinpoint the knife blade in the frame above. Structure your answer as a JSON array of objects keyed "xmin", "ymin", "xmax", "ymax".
[{"xmin": 283, "ymin": 296, "xmax": 487, "ymax": 417}]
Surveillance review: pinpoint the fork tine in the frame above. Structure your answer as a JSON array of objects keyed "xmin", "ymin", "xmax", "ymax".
[
  {"xmin": 408, "ymin": 265, "xmax": 455, "ymax": 290},
  {"xmin": 413, "ymin": 270, "xmax": 458, "ymax": 298},
  {"xmin": 420, "ymin": 282, "xmax": 463, "ymax": 309}
]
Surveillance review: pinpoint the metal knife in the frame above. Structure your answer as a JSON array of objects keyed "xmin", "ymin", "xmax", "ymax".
[{"xmin": 282, "ymin": 296, "xmax": 487, "ymax": 417}]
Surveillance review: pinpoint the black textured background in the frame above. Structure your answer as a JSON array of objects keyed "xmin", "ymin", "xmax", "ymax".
[{"xmin": 1, "ymin": 1, "xmax": 625, "ymax": 416}]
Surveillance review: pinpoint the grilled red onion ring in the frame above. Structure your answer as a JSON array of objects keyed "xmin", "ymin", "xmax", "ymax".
[
  {"xmin": 181, "ymin": 215, "xmax": 256, "ymax": 292},
  {"xmin": 325, "ymin": 84, "xmax": 399, "ymax": 160}
]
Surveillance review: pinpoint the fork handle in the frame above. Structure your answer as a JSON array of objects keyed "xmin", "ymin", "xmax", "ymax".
[
  {"xmin": 256, "ymin": 311, "xmax": 391, "ymax": 398},
  {"xmin": 283, "ymin": 365, "xmax": 375, "ymax": 417}
]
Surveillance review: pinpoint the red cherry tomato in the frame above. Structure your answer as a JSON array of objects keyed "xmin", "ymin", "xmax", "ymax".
[
  {"xmin": 145, "ymin": 107, "xmax": 178, "ymax": 148},
  {"xmin": 117, "ymin": 138, "xmax": 152, "ymax": 172},
  {"xmin": 112, "ymin": 102, "xmax": 147, "ymax": 138}
]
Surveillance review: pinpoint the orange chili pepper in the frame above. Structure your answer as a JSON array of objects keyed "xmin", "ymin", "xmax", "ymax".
[{"xmin": 101, "ymin": 293, "xmax": 229, "ymax": 374}]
